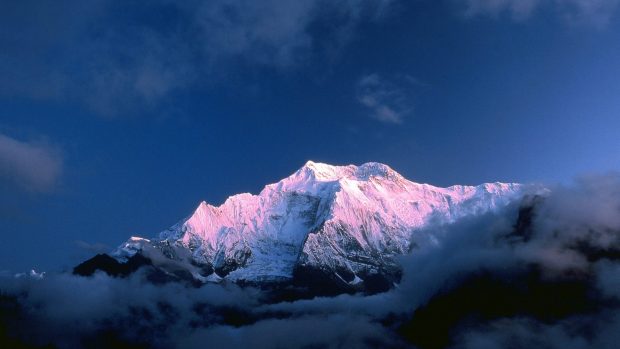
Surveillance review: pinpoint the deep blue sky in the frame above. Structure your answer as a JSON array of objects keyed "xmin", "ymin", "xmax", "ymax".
[{"xmin": 1, "ymin": 0, "xmax": 620, "ymax": 272}]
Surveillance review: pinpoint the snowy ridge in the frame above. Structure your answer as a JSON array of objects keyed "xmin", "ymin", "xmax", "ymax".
[{"xmin": 113, "ymin": 161, "xmax": 525, "ymax": 283}]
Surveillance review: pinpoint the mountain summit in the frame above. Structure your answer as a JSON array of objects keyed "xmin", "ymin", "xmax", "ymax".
[{"xmin": 91, "ymin": 162, "xmax": 523, "ymax": 292}]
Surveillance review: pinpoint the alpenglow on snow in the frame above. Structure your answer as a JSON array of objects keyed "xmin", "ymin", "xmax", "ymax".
[{"xmin": 111, "ymin": 161, "xmax": 524, "ymax": 289}]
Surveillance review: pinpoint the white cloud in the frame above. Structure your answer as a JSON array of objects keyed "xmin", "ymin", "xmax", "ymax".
[
  {"xmin": 0, "ymin": 133, "xmax": 63, "ymax": 192},
  {"xmin": 0, "ymin": 0, "xmax": 396, "ymax": 117},
  {"xmin": 190, "ymin": 0, "xmax": 394, "ymax": 67},
  {"xmin": 559, "ymin": 0, "xmax": 620, "ymax": 26},
  {"xmin": 460, "ymin": 0, "xmax": 540, "ymax": 19},
  {"xmin": 355, "ymin": 73, "xmax": 419, "ymax": 124},
  {"xmin": 459, "ymin": 0, "xmax": 620, "ymax": 26}
]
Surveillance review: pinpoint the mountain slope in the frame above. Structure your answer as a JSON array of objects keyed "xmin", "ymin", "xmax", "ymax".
[{"xmin": 110, "ymin": 161, "xmax": 524, "ymax": 288}]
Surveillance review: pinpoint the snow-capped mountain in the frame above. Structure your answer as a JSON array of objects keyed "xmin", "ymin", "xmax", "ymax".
[{"xmin": 103, "ymin": 161, "xmax": 524, "ymax": 290}]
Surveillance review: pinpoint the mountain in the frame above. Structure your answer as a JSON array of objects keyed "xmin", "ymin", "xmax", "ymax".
[{"xmin": 79, "ymin": 161, "xmax": 525, "ymax": 293}]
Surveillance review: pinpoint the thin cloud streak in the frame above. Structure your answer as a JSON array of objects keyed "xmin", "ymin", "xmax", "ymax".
[{"xmin": 458, "ymin": 0, "xmax": 620, "ymax": 26}]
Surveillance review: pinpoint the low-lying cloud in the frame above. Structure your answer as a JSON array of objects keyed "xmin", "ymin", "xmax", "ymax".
[{"xmin": 2, "ymin": 173, "xmax": 620, "ymax": 348}]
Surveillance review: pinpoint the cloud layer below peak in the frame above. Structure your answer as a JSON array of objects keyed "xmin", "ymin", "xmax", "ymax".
[{"xmin": 3, "ymin": 174, "xmax": 620, "ymax": 348}]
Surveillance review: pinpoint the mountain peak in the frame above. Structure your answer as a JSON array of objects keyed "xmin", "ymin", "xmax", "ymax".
[
  {"xmin": 113, "ymin": 161, "xmax": 527, "ymax": 286},
  {"xmin": 354, "ymin": 162, "xmax": 401, "ymax": 180},
  {"xmin": 269, "ymin": 161, "xmax": 403, "ymax": 195},
  {"xmin": 299, "ymin": 160, "xmax": 351, "ymax": 180},
  {"xmin": 295, "ymin": 160, "xmax": 400, "ymax": 182}
]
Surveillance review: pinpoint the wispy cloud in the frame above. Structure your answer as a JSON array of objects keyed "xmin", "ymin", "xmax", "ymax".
[
  {"xmin": 189, "ymin": 0, "xmax": 394, "ymax": 67},
  {"xmin": 458, "ymin": 0, "xmax": 620, "ymax": 26},
  {"xmin": 0, "ymin": 133, "xmax": 63, "ymax": 192},
  {"xmin": 2, "ymin": 0, "xmax": 615, "ymax": 118},
  {"xmin": 0, "ymin": 0, "xmax": 395, "ymax": 117},
  {"xmin": 355, "ymin": 73, "xmax": 420, "ymax": 124}
]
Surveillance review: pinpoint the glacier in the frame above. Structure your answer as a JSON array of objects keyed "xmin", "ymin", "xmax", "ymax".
[{"xmin": 111, "ymin": 161, "xmax": 525, "ymax": 288}]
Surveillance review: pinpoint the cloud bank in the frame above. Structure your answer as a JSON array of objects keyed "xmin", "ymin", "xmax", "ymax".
[{"xmin": 2, "ymin": 174, "xmax": 620, "ymax": 348}]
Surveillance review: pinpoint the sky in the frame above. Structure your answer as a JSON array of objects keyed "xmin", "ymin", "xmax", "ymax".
[{"xmin": 1, "ymin": 0, "xmax": 620, "ymax": 272}]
